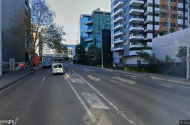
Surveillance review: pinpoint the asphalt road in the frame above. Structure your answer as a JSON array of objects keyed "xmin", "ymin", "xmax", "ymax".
[{"xmin": 0, "ymin": 63, "xmax": 190, "ymax": 125}]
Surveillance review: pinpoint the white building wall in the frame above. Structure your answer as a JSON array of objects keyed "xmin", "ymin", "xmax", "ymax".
[
  {"xmin": 123, "ymin": 56, "xmax": 148, "ymax": 65},
  {"xmin": 152, "ymin": 28, "xmax": 190, "ymax": 62}
]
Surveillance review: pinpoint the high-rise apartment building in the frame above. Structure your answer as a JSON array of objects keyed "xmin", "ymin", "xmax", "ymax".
[
  {"xmin": 80, "ymin": 8, "xmax": 111, "ymax": 49},
  {"xmin": 111, "ymin": 0, "xmax": 189, "ymax": 64}
]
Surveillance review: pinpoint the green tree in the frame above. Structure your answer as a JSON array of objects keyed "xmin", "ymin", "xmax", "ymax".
[
  {"xmin": 75, "ymin": 44, "xmax": 85, "ymax": 63},
  {"xmin": 169, "ymin": 28, "xmax": 175, "ymax": 33},
  {"xmin": 165, "ymin": 55, "xmax": 175, "ymax": 63},
  {"xmin": 46, "ymin": 23, "xmax": 67, "ymax": 52},
  {"xmin": 176, "ymin": 46, "xmax": 190, "ymax": 62},
  {"xmin": 137, "ymin": 52, "xmax": 160, "ymax": 64}
]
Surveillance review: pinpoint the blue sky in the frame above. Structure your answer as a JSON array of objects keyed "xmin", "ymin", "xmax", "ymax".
[{"xmin": 46, "ymin": 0, "xmax": 111, "ymax": 45}]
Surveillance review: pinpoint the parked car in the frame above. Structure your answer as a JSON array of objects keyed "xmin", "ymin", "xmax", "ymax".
[
  {"xmin": 42, "ymin": 58, "xmax": 51, "ymax": 68},
  {"xmin": 52, "ymin": 63, "xmax": 64, "ymax": 75}
]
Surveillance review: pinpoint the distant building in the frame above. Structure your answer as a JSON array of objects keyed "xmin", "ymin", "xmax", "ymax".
[
  {"xmin": 80, "ymin": 14, "xmax": 91, "ymax": 48},
  {"xmin": 80, "ymin": 8, "xmax": 111, "ymax": 49},
  {"xmin": 68, "ymin": 45, "xmax": 76, "ymax": 58},
  {"xmin": 1, "ymin": 0, "xmax": 31, "ymax": 64}
]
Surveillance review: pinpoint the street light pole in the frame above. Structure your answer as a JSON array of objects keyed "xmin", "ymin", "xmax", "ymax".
[
  {"xmin": 187, "ymin": 0, "xmax": 190, "ymax": 79},
  {"xmin": 101, "ymin": 42, "xmax": 104, "ymax": 68}
]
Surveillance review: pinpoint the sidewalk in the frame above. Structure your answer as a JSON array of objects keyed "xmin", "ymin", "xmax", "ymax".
[{"xmin": 0, "ymin": 65, "xmax": 42, "ymax": 90}]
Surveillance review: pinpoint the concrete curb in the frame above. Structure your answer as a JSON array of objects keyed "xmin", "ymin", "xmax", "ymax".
[{"xmin": 0, "ymin": 66, "xmax": 42, "ymax": 91}]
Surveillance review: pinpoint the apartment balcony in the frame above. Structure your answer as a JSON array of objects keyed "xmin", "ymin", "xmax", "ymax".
[
  {"xmin": 84, "ymin": 38, "xmax": 93, "ymax": 42},
  {"xmin": 114, "ymin": 8, "xmax": 123, "ymax": 16},
  {"xmin": 114, "ymin": 38, "xmax": 123, "ymax": 44},
  {"xmin": 85, "ymin": 20, "xmax": 93, "ymax": 25},
  {"xmin": 144, "ymin": 15, "xmax": 159, "ymax": 24},
  {"xmin": 129, "ymin": 35, "xmax": 144, "ymax": 40},
  {"xmin": 129, "ymin": 0, "xmax": 144, "ymax": 7},
  {"xmin": 114, "ymin": 31, "xmax": 123, "ymax": 37},
  {"xmin": 129, "ymin": 44, "xmax": 144, "ymax": 49},
  {"xmin": 144, "ymin": 0, "xmax": 159, "ymax": 7},
  {"xmin": 85, "ymin": 29, "xmax": 93, "ymax": 34},
  {"xmin": 129, "ymin": 49, "xmax": 152, "ymax": 56},
  {"xmin": 129, "ymin": 8, "xmax": 144, "ymax": 15},
  {"xmin": 114, "ymin": 1, "xmax": 123, "ymax": 9},
  {"xmin": 144, "ymin": 7, "xmax": 160, "ymax": 16},
  {"xmin": 114, "ymin": 47, "xmax": 124, "ymax": 51},
  {"xmin": 144, "ymin": 24, "xmax": 159, "ymax": 32},
  {"xmin": 114, "ymin": 16, "xmax": 123, "ymax": 23},
  {"xmin": 144, "ymin": 33, "xmax": 152, "ymax": 40},
  {"xmin": 129, "ymin": 17, "xmax": 144, "ymax": 23},
  {"xmin": 114, "ymin": 23, "xmax": 123, "ymax": 30},
  {"xmin": 129, "ymin": 26, "xmax": 144, "ymax": 32}
]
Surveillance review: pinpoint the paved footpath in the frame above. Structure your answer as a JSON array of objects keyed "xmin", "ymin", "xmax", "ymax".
[{"xmin": 0, "ymin": 65, "xmax": 42, "ymax": 90}]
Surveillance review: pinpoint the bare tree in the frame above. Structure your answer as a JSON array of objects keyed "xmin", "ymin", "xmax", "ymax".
[
  {"xmin": 8, "ymin": 0, "xmax": 56, "ymax": 70},
  {"xmin": 45, "ymin": 23, "xmax": 67, "ymax": 54}
]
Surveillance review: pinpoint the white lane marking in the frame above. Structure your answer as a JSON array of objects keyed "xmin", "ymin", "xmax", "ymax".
[
  {"xmin": 42, "ymin": 77, "xmax": 46, "ymax": 82},
  {"xmin": 82, "ymin": 93, "xmax": 109, "ymax": 109},
  {"xmin": 13, "ymin": 118, "xmax": 19, "ymax": 125},
  {"xmin": 70, "ymin": 78, "xmax": 85, "ymax": 83},
  {"xmin": 123, "ymin": 74, "xmax": 140, "ymax": 78},
  {"xmin": 110, "ymin": 80, "xmax": 127, "ymax": 87},
  {"xmin": 155, "ymin": 80, "xmax": 190, "ymax": 88},
  {"xmin": 49, "ymin": 70, "xmax": 50, "ymax": 72},
  {"xmin": 115, "ymin": 74, "xmax": 120, "ymax": 76},
  {"xmin": 160, "ymin": 84, "xmax": 172, "ymax": 88},
  {"xmin": 66, "ymin": 78, "xmax": 99, "ymax": 125},
  {"xmin": 69, "ymin": 69, "xmax": 71, "ymax": 76},
  {"xmin": 73, "ymin": 71, "xmax": 136, "ymax": 125}
]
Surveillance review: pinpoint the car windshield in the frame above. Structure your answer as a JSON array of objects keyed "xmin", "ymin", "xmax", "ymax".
[
  {"xmin": 53, "ymin": 64, "xmax": 62, "ymax": 68},
  {"xmin": 1, "ymin": 0, "xmax": 190, "ymax": 125}
]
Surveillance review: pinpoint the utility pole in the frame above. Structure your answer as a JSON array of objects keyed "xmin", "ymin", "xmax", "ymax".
[
  {"xmin": 187, "ymin": 0, "xmax": 190, "ymax": 79},
  {"xmin": 0, "ymin": 0, "xmax": 2, "ymax": 76},
  {"xmin": 101, "ymin": 42, "xmax": 104, "ymax": 68},
  {"xmin": 168, "ymin": 0, "xmax": 171, "ymax": 33}
]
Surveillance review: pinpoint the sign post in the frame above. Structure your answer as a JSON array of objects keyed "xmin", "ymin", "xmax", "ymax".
[{"xmin": 10, "ymin": 58, "xmax": 15, "ymax": 71}]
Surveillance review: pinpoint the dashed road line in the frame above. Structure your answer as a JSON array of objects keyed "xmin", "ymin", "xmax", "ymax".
[
  {"xmin": 42, "ymin": 76, "xmax": 46, "ymax": 82},
  {"xmin": 160, "ymin": 84, "xmax": 172, "ymax": 88},
  {"xmin": 110, "ymin": 80, "xmax": 127, "ymax": 87},
  {"xmin": 155, "ymin": 80, "xmax": 190, "ymax": 89}
]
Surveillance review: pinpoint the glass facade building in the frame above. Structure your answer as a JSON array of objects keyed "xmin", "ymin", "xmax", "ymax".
[
  {"xmin": 80, "ymin": 14, "xmax": 91, "ymax": 48},
  {"xmin": 80, "ymin": 8, "xmax": 111, "ymax": 49}
]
